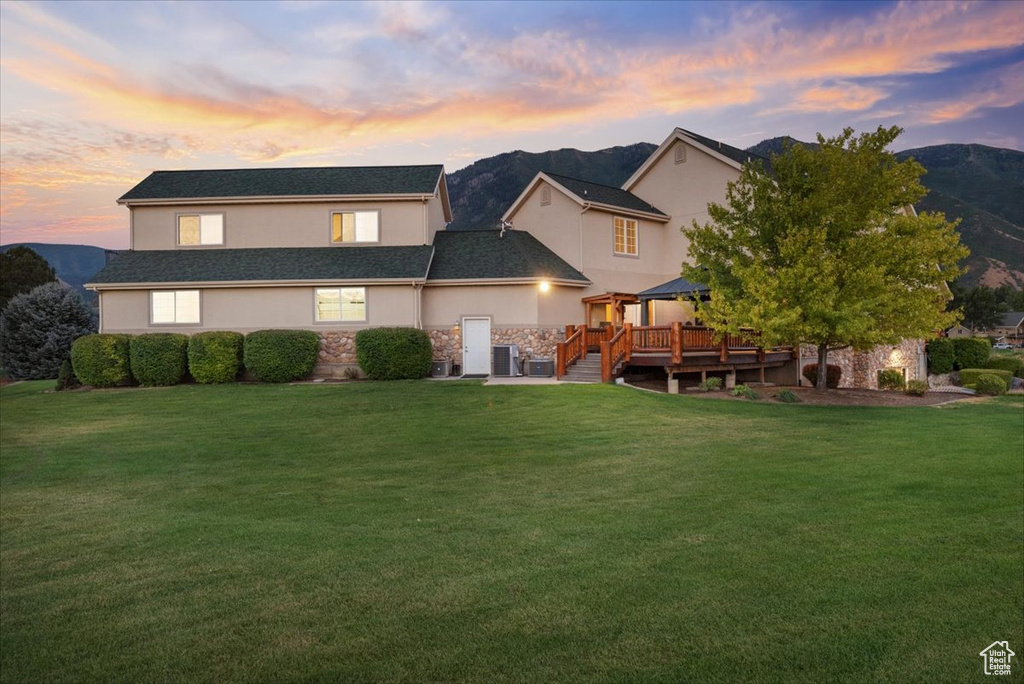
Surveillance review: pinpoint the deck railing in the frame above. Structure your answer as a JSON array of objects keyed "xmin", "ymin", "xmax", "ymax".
[
  {"xmin": 601, "ymin": 323, "xmax": 632, "ymax": 382},
  {"xmin": 555, "ymin": 324, "xmax": 586, "ymax": 379},
  {"xmin": 558, "ymin": 322, "xmax": 793, "ymax": 381}
]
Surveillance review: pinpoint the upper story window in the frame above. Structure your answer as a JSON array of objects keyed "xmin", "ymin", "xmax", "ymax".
[
  {"xmin": 151, "ymin": 290, "xmax": 200, "ymax": 324},
  {"xmin": 331, "ymin": 211, "xmax": 379, "ymax": 244},
  {"xmin": 614, "ymin": 217, "xmax": 638, "ymax": 256},
  {"xmin": 177, "ymin": 214, "xmax": 224, "ymax": 246},
  {"xmin": 315, "ymin": 287, "xmax": 366, "ymax": 322}
]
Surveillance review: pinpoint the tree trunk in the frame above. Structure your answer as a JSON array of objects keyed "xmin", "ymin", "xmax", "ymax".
[{"xmin": 816, "ymin": 343, "xmax": 829, "ymax": 390}]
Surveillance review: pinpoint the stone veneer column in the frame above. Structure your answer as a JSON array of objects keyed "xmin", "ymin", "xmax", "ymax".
[{"xmin": 798, "ymin": 339, "xmax": 926, "ymax": 389}]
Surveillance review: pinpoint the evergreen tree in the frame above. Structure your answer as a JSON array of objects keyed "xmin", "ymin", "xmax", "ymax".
[{"xmin": 0, "ymin": 282, "xmax": 97, "ymax": 379}]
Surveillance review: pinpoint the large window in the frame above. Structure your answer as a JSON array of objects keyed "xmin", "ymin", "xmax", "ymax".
[
  {"xmin": 177, "ymin": 214, "xmax": 224, "ymax": 246},
  {"xmin": 614, "ymin": 217, "xmax": 638, "ymax": 256},
  {"xmin": 331, "ymin": 211, "xmax": 379, "ymax": 244},
  {"xmin": 315, "ymin": 287, "xmax": 366, "ymax": 322},
  {"xmin": 151, "ymin": 290, "xmax": 200, "ymax": 324}
]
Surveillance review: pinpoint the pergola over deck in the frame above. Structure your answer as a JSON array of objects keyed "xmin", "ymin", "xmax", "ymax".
[{"xmin": 582, "ymin": 292, "xmax": 638, "ymax": 328}]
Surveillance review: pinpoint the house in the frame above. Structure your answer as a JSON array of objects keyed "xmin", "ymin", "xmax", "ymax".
[
  {"xmin": 944, "ymin": 323, "xmax": 973, "ymax": 338},
  {"xmin": 88, "ymin": 128, "xmax": 925, "ymax": 387},
  {"xmin": 987, "ymin": 311, "xmax": 1024, "ymax": 346}
]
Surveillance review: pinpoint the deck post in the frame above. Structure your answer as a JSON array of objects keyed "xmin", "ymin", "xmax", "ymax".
[
  {"xmin": 719, "ymin": 336, "xmax": 728, "ymax": 363},
  {"xmin": 623, "ymin": 323, "xmax": 633, "ymax": 362},
  {"xmin": 670, "ymin": 321, "xmax": 683, "ymax": 365},
  {"xmin": 556, "ymin": 342, "xmax": 566, "ymax": 379},
  {"xmin": 600, "ymin": 340, "xmax": 611, "ymax": 383},
  {"xmin": 668, "ymin": 373, "xmax": 679, "ymax": 394}
]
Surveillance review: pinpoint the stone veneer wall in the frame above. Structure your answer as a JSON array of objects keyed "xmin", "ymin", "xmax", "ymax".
[
  {"xmin": 798, "ymin": 339, "xmax": 926, "ymax": 389},
  {"xmin": 427, "ymin": 326, "xmax": 563, "ymax": 367},
  {"xmin": 314, "ymin": 328, "xmax": 565, "ymax": 378}
]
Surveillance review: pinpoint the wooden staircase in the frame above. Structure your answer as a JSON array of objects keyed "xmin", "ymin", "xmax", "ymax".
[{"xmin": 560, "ymin": 355, "xmax": 603, "ymax": 383}]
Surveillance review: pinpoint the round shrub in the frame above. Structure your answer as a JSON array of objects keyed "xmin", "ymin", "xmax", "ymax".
[
  {"xmin": 0, "ymin": 282, "xmax": 96, "ymax": 379},
  {"xmin": 802, "ymin": 363, "xmax": 842, "ymax": 389},
  {"xmin": 952, "ymin": 337, "xmax": 990, "ymax": 370},
  {"xmin": 189, "ymin": 331, "xmax": 243, "ymax": 384},
  {"xmin": 243, "ymin": 329, "xmax": 319, "ymax": 383},
  {"xmin": 926, "ymin": 338, "xmax": 954, "ymax": 374},
  {"xmin": 959, "ymin": 368, "xmax": 1012, "ymax": 388},
  {"xmin": 877, "ymin": 369, "xmax": 906, "ymax": 391},
  {"xmin": 974, "ymin": 373, "xmax": 1007, "ymax": 396},
  {"xmin": 356, "ymin": 327, "xmax": 432, "ymax": 380},
  {"xmin": 129, "ymin": 333, "xmax": 189, "ymax": 386},
  {"xmin": 985, "ymin": 356, "xmax": 1023, "ymax": 378},
  {"xmin": 71, "ymin": 334, "xmax": 133, "ymax": 387},
  {"xmin": 904, "ymin": 380, "xmax": 929, "ymax": 397}
]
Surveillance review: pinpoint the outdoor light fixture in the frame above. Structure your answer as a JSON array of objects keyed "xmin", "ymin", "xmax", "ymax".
[{"xmin": 538, "ymin": 280, "xmax": 551, "ymax": 293}]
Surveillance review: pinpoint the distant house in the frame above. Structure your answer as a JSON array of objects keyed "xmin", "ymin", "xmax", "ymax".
[
  {"xmin": 88, "ymin": 129, "xmax": 928, "ymax": 387},
  {"xmin": 987, "ymin": 311, "xmax": 1024, "ymax": 346},
  {"xmin": 945, "ymin": 323, "xmax": 973, "ymax": 338}
]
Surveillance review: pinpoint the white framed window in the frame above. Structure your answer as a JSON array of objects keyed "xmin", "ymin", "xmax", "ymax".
[
  {"xmin": 177, "ymin": 214, "xmax": 224, "ymax": 246},
  {"xmin": 151, "ymin": 290, "xmax": 200, "ymax": 324},
  {"xmin": 614, "ymin": 216, "xmax": 638, "ymax": 256},
  {"xmin": 315, "ymin": 287, "xmax": 366, "ymax": 322},
  {"xmin": 331, "ymin": 211, "xmax": 379, "ymax": 244}
]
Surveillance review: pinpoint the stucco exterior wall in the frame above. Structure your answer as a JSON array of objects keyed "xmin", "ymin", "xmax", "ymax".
[
  {"xmin": 422, "ymin": 284, "xmax": 539, "ymax": 328},
  {"xmin": 627, "ymin": 141, "xmax": 741, "ymax": 278},
  {"xmin": 506, "ymin": 181, "xmax": 585, "ymax": 271},
  {"xmin": 130, "ymin": 198, "xmax": 443, "ymax": 250},
  {"xmin": 98, "ymin": 285, "xmax": 418, "ymax": 334}
]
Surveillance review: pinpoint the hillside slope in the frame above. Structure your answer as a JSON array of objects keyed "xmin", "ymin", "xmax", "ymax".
[{"xmin": 0, "ymin": 243, "xmax": 107, "ymax": 300}]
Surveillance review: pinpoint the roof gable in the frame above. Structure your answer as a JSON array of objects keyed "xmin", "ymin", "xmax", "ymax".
[
  {"xmin": 623, "ymin": 128, "xmax": 769, "ymax": 191},
  {"xmin": 503, "ymin": 172, "xmax": 668, "ymax": 223},
  {"xmin": 119, "ymin": 165, "xmax": 446, "ymax": 203}
]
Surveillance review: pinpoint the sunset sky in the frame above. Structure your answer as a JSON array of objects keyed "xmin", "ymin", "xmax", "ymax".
[{"xmin": 1, "ymin": 0, "xmax": 1022, "ymax": 249}]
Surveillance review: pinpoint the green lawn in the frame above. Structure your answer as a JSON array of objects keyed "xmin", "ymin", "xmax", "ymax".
[{"xmin": 1, "ymin": 380, "xmax": 1022, "ymax": 683}]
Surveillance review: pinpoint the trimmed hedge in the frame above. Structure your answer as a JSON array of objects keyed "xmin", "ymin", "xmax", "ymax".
[
  {"xmin": 243, "ymin": 330, "xmax": 319, "ymax": 383},
  {"xmin": 130, "ymin": 333, "xmax": 189, "ymax": 386},
  {"xmin": 189, "ymin": 331, "xmax": 244, "ymax": 384},
  {"xmin": 974, "ymin": 374, "xmax": 1007, "ymax": 396},
  {"xmin": 959, "ymin": 368, "xmax": 1012, "ymax": 388},
  {"xmin": 71, "ymin": 334, "xmax": 133, "ymax": 387},
  {"xmin": 926, "ymin": 338, "xmax": 955, "ymax": 375},
  {"xmin": 356, "ymin": 327, "xmax": 432, "ymax": 380},
  {"xmin": 904, "ymin": 380, "xmax": 929, "ymax": 396},
  {"xmin": 877, "ymin": 369, "xmax": 906, "ymax": 391},
  {"xmin": 952, "ymin": 337, "xmax": 990, "ymax": 370},
  {"xmin": 802, "ymin": 363, "xmax": 842, "ymax": 389},
  {"xmin": 985, "ymin": 356, "xmax": 1023, "ymax": 378}
]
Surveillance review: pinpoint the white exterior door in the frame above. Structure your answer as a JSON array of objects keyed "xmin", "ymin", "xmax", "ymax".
[{"xmin": 462, "ymin": 317, "xmax": 491, "ymax": 376}]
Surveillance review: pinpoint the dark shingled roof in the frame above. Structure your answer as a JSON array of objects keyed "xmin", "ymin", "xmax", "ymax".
[
  {"xmin": 429, "ymin": 230, "xmax": 588, "ymax": 282},
  {"xmin": 545, "ymin": 173, "xmax": 667, "ymax": 217},
  {"xmin": 88, "ymin": 246, "xmax": 434, "ymax": 284},
  {"xmin": 637, "ymin": 276, "xmax": 710, "ymax": 301},
  {"xmin": 998, "ymin": 311, "xmax": 1024, "ymax": 328},
  {"xmin": 677, "ymin": 129, "xmax": 771, "ymax": 171},
  {"xmin": 119, "ymin": 165, "xmax": 444, "ymax": 202}
]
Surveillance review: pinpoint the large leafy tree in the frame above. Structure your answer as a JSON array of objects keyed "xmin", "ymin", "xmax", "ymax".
[
  {"xmin": 683, "ymin": 126, "xmax": 968, "ymax": 390},
  {"xmin": 0, "ymin": 246, "xmax": 57, "ymax": 311}
]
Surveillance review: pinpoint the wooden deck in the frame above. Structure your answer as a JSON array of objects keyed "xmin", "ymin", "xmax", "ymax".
[{"xmin": 556, "ymin": 323, "xmax": 795, "ymax": 382}]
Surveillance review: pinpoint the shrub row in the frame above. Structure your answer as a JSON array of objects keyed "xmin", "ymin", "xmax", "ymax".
[
  {"xmin": 802, "ymin": 363, "xmax": 842, "ymax": 389},
  {"xmin": 985, "ymin": 355, "xmax": 1024, "ymax": 378},
  {"xmin": 877, "ymin": 369, "xmax": 906, "ymax": 391},
  {"xmin": 70, "ymin": 330, "xmax": 317, "ymax": 387},
  {"xmin": 926, "ymin": 337, "xmax": 993, "ymax": 374},
  {"xmin": 973, "ymin": 374, "xmax": 1008, "ymax": 396},
  {"xmin": 959, "ymin": 368, "xmax": 1013, "ymax": 388}
]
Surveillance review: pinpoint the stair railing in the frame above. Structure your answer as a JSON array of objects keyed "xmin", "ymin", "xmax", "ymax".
[
  {"xmin": 600, "ymin": 323, "xmax": 632, "ymax": 382},
  {"xmin": 556, "ymin": 324, "xmax": 586, "ymax": 379}
]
